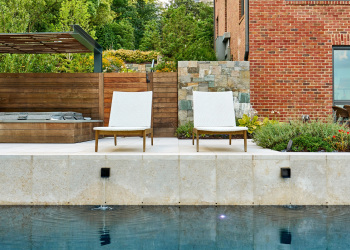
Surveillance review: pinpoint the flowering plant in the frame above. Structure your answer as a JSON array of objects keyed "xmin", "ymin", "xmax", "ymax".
[{"xmin": 325, "ymin": 129, "xmax": 350, "ymax": 152}]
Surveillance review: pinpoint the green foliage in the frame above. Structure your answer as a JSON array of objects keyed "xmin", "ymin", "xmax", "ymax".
[
  {"xmin": 288, "ymin": 134, "xmax": 334, "ymax": 152},
  {"xmin": 96, "ymin": 20, "xmax": 135, "ymax": 50},
  {"xmin": 56, "ymin": 53, "xmax": 94, "ymax": 73},
  {"xmin": 160, "ymin": 0, "xmax": 216, "ymax": 61},
  {"xmin": 56, "ymin": 0, "xmax": 93, "ymax": 35},
  {"xmin": 0, "ymin": 0, "xmax": 216, "ymax": 73},
  {"xmin": 238, "ymin": 114, "xmax": 263, "ymax": 134},
  {"xmin": 253, "ymin": 119, "xmax": 347, "ymax": 152},
  {"xmin": 139, "ymin": 20, "xmax": 161, "ymax": 51},
  {"xmin": 154, "ymin": 61, "xmax": 177, "ymax": 72},
  {"xmin": 112, "ymin": 49, "xmax": 159, "ymax": 63},
  {"xmin": 176, "ymin": 121, "xmax": 194, "ymax": 138},
  {"xmin": 88, "ymin": 0, "xmax": 115, "ymax": 28},
  {"xmin": 0, "ymin": 0, "xmax": 31, "ymax": 33},
  {"xmin": 0, "ymin": 54, "xmax": 59, "ymax": 73},
  {"xmin": 325, "ymin": 129, "xmax": 350, "ymax": 152}
]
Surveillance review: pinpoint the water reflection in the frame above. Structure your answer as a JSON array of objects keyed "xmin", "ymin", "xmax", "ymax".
[{"xmin": 0, "ymin": 206, "xmax": 350, "ymax": 249}]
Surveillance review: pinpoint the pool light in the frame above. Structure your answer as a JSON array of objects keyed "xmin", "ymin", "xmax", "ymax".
[
  {"xmin": 281, "ymin": 168, "xmax": 291, "ymax": 178},
  {"xmin": 101, "ymin": 168, "xmax": 110, "ymax": 178}
]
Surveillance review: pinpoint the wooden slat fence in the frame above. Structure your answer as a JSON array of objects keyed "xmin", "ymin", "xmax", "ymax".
[
  {"xmin": 149, "ymin": 72, "xmax": 178, "ymax": 137},
  {"xmin": 0, "ymin": 73, "xmax": 103, "ymax": 120}
]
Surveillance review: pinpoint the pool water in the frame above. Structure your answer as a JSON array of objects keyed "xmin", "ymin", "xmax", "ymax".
[{"xmin": 1, "ymin": 206, "xmax": 350, "ymax": 249}]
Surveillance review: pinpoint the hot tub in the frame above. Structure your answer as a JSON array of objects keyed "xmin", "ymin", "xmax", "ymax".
[{"xmin": 0, "ymin": 112, "xmax": 103, "ymax": 143}]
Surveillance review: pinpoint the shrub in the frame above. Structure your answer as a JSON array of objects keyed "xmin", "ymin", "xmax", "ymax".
[
  {"xmin": 253, "ymin": 119, "xmax": 348, "ymax": 152},
  {"xmin": 154, "ymin": 61, "xmax": 177, "ymax": 72},
  {"xmin": 325, "ymin": 129, "xmax": 350, "ymax": 152},
  {"xmin": 176, "ymin": 121, "xmax": 194, "ymax": 138},
  {"xmin": 111, "ymin": 49, "xmax": 159, "ymax": 63},
  {"xmin": 238, "ymin": 114, "xmax": 263, "ymax": 134}
]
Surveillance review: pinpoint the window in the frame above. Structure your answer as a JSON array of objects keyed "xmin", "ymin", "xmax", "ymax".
[
  {"xmin": 239, "ymin": 0, "xmax": 244, "ymax": 19},
  {"xmin": 333, "ymin": 47, "xmax": 350, "ymax": 105}
]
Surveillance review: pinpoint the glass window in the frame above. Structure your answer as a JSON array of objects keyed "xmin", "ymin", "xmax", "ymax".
[{"xmin": 333, "ymin": 48, "xmax": 350, "ymax": 105}]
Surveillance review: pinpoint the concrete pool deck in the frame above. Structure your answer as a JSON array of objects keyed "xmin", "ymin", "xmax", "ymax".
[
  {"xmin": 1, "ymin": 137, "xmax": 350, "ymax": 206},
  {"xmin": 0, "ymin": 137, "xmax": 273, "ymax": 155}
]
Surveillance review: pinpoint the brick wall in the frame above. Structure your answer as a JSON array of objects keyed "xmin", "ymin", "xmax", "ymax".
[
  {"xmin": 178, "ymin": 61, "xmax": 250, "ymax": 125},
  {"xmin": 250, "ymin": 0, "xmax": 350, "ymax": 121},
  {"xmin": 215, "ymin": 0, "xmax": 246, "ymax": 61}
]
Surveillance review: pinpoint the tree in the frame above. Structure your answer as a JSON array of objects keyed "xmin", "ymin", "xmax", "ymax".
[
  {"xmin": 56, "ymin": 0, "xmax": 92, "ymax": 34},
  {"xmin": 112, "ymin": 0, "xmax": 160, "ymax": 49},
  {"xmin": 96, "ymin": 20, "xmax": 135, "ymax": 50},
  {"xmin": 0, "ymin": 0, "xmax": 31, "ymax": 33},
  {"xmin": 160, "ymin": 1, "xmax": 216, "ymax": 61},
  {"xmin": 87, "ymin": 0, "xmax": 116, "ymax": 28},
  {"xmin": 139, "ymin": 20, "xmax": 161, "ymax": 51}
]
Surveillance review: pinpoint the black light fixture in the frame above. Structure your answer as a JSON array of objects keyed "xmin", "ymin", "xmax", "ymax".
[
  {"xmin": 281, "ymin": 168, "xmax": 291, "ymax": 178},
  {"xmin": 101, "ymin": 168, "xmax": 110, "ymax": 178}
]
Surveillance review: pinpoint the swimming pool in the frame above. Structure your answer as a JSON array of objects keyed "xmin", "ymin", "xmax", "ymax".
[{"xmin": 1, "ymin": 206, "xmax": 349, "ymax": 249}]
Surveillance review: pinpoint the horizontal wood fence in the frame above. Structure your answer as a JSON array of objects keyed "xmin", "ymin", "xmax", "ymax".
[
  {"xmin": 0, "ymin": 72, "xmax": 178, "ymax": 140},
  {"xmin": 0, "ymin": 73, "xmax": 103, "ymax": 120},
  {"xmin": 148, "ymin": 72, "xmax": 178, "ymax": 137}
]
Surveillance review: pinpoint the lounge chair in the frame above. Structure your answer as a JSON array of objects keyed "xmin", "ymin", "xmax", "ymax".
[
  {"xmin": 332, "ymin": 105, "xmax": 349, "ymax": 124},
  {"xmin": 93, "ymin": 91, "xmax": 153, "ymax": 152},
  {"xmin": 192, "ymin": 91, "xmax": 248, "ymax": 152}
]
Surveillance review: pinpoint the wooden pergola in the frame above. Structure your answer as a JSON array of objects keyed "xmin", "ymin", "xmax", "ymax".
[{"xmin": 0, "ymin": 25, "xmax": 103, "ymax": 72}]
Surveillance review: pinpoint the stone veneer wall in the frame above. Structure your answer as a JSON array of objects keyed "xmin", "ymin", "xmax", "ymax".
[
  {"xmin": 125, "ymin": 63, "xmax": 153, "ymax": 73},
  {"xmin": 178, "ymin": 61, "xmax": 250, "ymax": 126}
]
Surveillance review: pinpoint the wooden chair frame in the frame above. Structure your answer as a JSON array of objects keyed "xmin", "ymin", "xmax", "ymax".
[
  {"xmin": 95, "ymin": 128, "xmax": 153, "ymax": 152},
  {"xmin": 192, "ymin": 128, "xmax": 247, "ymax": 152}
]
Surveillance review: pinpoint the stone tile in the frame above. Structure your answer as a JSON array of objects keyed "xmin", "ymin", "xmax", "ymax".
[
  {"xmin": 143, "ymin": 155, "xmax": 179, "ymax": 204},
  {"xmin": 227, "ymin": 76, "xmax": 239, "ymax": 87},
  {"xmin": 178, "ymin": 89, "xmax": 187, "ymax": 100},
  {"xmin": 198, "ymin": 82, "xmax": 209, "ymax": 92},
  {"xmin": 209, "ymin": 65, "xmax": 221, "ymax": 75},
  {"xmin": 32, "ymin": 155, "xmax": 70, "ymax": 204},
  {"xmin": 0, "ymin": 155, "xmax": 32, "ymax": 204},
  {"xmin": 105, "ymin": 155, "xmax": 144, "ymax": 205},
  {"xmin": 178, "ymin": 100, "xmax": 192, "ymax": 110},
  {"xmin": 179, "ymin": 155, "xmax": 216, "ymax": 204},
  {"xmin": 178, "ymin": 61, "xmax": 188, "ymax": 67},
  {"xmin": 253, "ymin": 158, "xmax": 291, "ymax": 205},
  {"xmin": 188, "ymin": 67, "xmax": 199, "ymax": 73},
  {"xmin": 178, "ymin": 67, "xmax": 188, "ymax": 77},
  {"xmin": 217, "ymin": 155, "xmax": 254, "ymax": 205},
  {"xmin": 215, "ymin": 75, "xmax": 228, "ymax": 87},
  {"xmin": 199, "ymin": 69, "xmax": 209, "ymax": 78},
  {"xmin": 188, "ymin": 61, "xmax": 198, "ymax": 67},
  {"xmin": 226, "ymin": 61, "xmax": 236, "ymax": 68},
  {"xmin": 290, "ymin": 156, "xmax": 327, "ymax": 205}
]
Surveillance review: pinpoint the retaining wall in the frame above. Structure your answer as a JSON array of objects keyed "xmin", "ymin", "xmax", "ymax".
[{"xmin": 1, "ymin": 153, "xmax": 350, "ymax": 205}]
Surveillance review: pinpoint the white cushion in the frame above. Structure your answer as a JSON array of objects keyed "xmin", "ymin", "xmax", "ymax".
[
  {"xmin": 94, "ymin": 127, "xmax": 150, "ymax": 131},
  {"xmin": 108, "ymin": 91, "xmax": 152, "ymax": 127},
  {"xmin": 194, "ymin": 126, "xmax": 247, "ymax": 132},
  {"xmin": 193, "ymin": 91, "xmax": 236, "ymax": 127}
]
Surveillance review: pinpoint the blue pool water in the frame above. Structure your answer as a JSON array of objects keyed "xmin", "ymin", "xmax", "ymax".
[{"xmin": 1, "ymin": 205, "xmax": 350, "ymax": 249}]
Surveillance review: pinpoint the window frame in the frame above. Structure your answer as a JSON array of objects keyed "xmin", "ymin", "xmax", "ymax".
[{"xmin": 333, "ymin": 46, "xmax": 350, "ymax": 106}]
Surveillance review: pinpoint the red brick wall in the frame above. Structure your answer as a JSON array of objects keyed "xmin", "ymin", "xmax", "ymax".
[
  {"xmin": 250, "ymin": 0, "xmax": 350, "ymax": 121},
  {"xmin": 215, "ymin": 0, "xmax": 246, "ymax": 61}
]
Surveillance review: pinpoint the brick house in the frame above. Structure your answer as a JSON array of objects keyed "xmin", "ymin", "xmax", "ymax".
[{"xmin": 215, "ymin": 0, "xmax": 350, "ymax": 121}]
